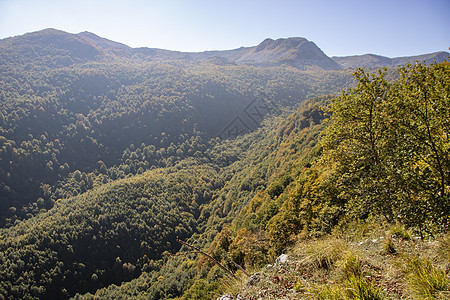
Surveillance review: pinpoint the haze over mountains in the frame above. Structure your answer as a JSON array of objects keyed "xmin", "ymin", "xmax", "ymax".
[{"xmin": 1, "ymin": 28, "xmax": 448, "ymax": 70}]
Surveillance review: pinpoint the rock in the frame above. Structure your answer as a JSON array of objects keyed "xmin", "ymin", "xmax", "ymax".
[
  {"xmin": 275, "ymin": 254, "xmax": 289, "ymax": 265},
  {"xmin": 216, "ymin": 295, "xmax": 234, "ymax": 300},
  {"xmin": 246, "ymin": 272, "xmax": 261, "ymax": 286}
]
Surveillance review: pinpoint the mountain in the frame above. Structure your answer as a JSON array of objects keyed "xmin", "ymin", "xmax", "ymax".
[
  {"xmin": 333, "ymin": 51, "xmax": 450, "ymax": 68},
  {"xmin": 0, "ymin": 28, "xmax": 356, "ymax": 227},
  {"xmin": 0, "ymin": 29, "xmax": 341, "ymax": 70},
  {"xmin": 233, "ymin": 37, "xmax": 342, "ymax": 70},
  {"xmin": 3, "ymin": 28, "xmax": 447, "ymax": 71}
]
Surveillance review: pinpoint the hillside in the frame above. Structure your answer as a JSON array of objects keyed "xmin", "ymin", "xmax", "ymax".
[
  {"xmin": 0, "ymin": 29, "xmax": 448, "ymax": 299},
  {"xmin": 0, "ymin": 29, "xmax": 341, "ymax": 70},
  {"xmin": 73, "ymin": 62, "xmax": 449, "ymax": 299},
  {"xmin": 0, "ymin": 164, "xmax": 219, "ymax": 298},
  {"xmin": 0, "ymin": 29, "xmax": 356, "ymax": 226}
]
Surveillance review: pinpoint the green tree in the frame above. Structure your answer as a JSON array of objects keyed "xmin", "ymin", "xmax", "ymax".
[
  {"xmin": 390, "ymin": 62, "xmax": 450, "ymax": 230},
  {"xmin": 323, "ymin": 62, "xmax": 449, "ymax": 232},
  {"xmin": 322, "ymin": 68, "xmax": 393, "ymax": 221}
]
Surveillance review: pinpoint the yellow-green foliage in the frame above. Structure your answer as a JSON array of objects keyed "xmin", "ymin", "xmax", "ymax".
[
  {"xmin": 403, "ymin": 256, "xmax": 450, "ymax": 299},
  {"xmin": 311, "ymin": 276, "xmax": 384, "ymax": 300},
  {"xmin": 345, "ymin": 275, "xmax": 384, "ymax": 300},
  {"xmin": 322, "ymin": 62, "xmax": 450, "ymax": 231},
  {"xmin": 389, "ymin": 223, "xmax": 411, "ymax": 240},
  {"xmin": 340, "ymin": 251, "xmax": 363, "ymax": 279}
]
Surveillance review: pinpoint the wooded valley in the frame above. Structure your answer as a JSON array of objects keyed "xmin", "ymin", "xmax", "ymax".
[{"xmin": 0, "ymin": 29, "xmax": 448, "ymax": 299}]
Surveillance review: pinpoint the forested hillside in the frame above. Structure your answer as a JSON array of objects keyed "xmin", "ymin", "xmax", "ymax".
[
  {"xmin": 76, "ymin": 62, "xmax": 448, "ymax": 299},
  {"xmin": 0, "ymin": 29, "xmax": 448, "ymax": 300},
  {"xmin": 0, "ymin": 29, "xmax": 356, "ymax": 226}
]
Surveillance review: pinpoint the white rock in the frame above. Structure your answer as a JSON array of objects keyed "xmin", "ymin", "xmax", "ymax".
[
  {"xmin": 217, "ymin": 295, "xmax": 234, "ymax": 300},
  {"xmin": 275, "ymin": 253, "xmax": 289, "ymax": 265}
]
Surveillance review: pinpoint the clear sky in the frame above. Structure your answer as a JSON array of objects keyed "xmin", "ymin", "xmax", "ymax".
[{"xmin": 0, "ymin": 0, "xmax": 448, "ymax": 57}]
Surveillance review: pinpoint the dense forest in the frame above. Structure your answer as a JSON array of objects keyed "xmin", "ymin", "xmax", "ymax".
[
  {"xmin": 0, "ymin": 29, "xmax": 449, "ymax": 299},
  {"xmin": 0, "ymin": 30, "xmax": 356, "ymax": 226}
]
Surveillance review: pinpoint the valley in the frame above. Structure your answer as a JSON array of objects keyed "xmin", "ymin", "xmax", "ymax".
[{"xmin": 0, "ymin": 29, "xmax": 449, "ymax": 299}]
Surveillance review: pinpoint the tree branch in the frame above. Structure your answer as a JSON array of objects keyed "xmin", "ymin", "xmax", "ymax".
[{"xmin": 175, "ymin": 238, "xmax": 238, "ymax": 280}]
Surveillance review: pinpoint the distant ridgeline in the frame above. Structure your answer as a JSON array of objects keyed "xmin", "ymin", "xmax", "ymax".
[{"xmin": 0, "ymin": 29, "xmax": 448, "ymax": 299}]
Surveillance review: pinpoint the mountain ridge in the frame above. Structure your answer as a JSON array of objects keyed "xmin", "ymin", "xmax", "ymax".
[
  {"xmin": 333, "ymin": 51, "xmax": 450, "ymax": 68},
  {"xmin": 5, "ymin": 28, "xmax": 447, "ymax": 70}
]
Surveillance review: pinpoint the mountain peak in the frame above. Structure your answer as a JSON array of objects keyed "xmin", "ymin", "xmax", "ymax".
[
  {"xmin": 0, "ymin": 28, "xmax": 101, "ymax": 66},
  {"xmin": 255, "ymin": 37, "xmax": 308, "ymax": 52},
  {"xmin": 237, "ymin": 37, "xmax": 341, "ymax": 70}
]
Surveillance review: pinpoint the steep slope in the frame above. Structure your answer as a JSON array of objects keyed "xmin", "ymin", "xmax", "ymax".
[
  {"xmin": 0, "ymin": 163, "xmax": 219, "ymax": 299},
  {"xmin": 72, "ymin": 95, "xmax": 333, "ymax": 299},
  {"xmin": 333, "ymin": 51, "xmax": 449, "ymax": 68}
]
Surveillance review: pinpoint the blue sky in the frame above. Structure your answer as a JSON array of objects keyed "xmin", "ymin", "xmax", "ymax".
[{"xmin": 0, "ymin": 0, "xmax": 448, "ymax": 57}]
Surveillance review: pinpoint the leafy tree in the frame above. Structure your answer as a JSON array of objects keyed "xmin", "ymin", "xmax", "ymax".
[
  {"xmin": 322, "ymin": 62, "xmax": 449, "ymax": 232},
  {"xmin": 390, "ymin": 62, "xmax": 450, "ymax": 230}
]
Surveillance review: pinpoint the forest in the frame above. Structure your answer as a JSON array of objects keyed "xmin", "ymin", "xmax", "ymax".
[
  {"xmin": 0, "ymin": 55, "xmax": 355, "ymax": 226},
  {"xmin": 0, "ymin": 29, "xmax": 449, "ymax": 299}
]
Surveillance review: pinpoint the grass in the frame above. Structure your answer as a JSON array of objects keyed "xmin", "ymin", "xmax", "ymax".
[
  {"xmin": 226, "ymin": 221, "xmax": 450, "ymax": 299},
  {"xmin": 310, "ymin": 285, "xmax": 346, "ymax": 300},
  {"xmin": 218, "ymin": 270, "xmax": 249, "ymax": 297},
  {"xmin": 299, "ymin": 238, "xmax": 347, "ymax": 270},
  {"xmin": 403, "ymin": 255, "xmax": 450, "ymax": 299},
  {"xmin": 345, "ymin": 275, "xmax": 384, "ymax": 300},
  {"xmin": 340, "ymin": 251, "xmax": 363, "ymax": 279},
  {"xmin": 382, "ymin": 237, "xmax": 397, "ymax": 255},
  {"xmin": 437, "ymin": 234, "xmax": 450, "ymax": 263},
  {"xmin": 389, "ymin": 223, "xmax": 411, "ymax": 240},
  {"xmin": 309, "ymin": 276, "xmax": 384, "ymax": 300}
]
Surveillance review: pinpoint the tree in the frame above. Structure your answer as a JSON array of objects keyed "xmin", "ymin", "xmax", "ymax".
[
  {"xmin": 390, "ymin": 62, "xmax": 450, "ymax": 230},
  {"xmin": 322, "ymin": 62, "xmax": 449, "ymax": 232},
  {"xmin": 322, "ymin": 68, "xmax": 393, "ymax": 221}
]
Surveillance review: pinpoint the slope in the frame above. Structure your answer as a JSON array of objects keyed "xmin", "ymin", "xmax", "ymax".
[
  {"xmin": 0, "ymin": 29, "xmax": 355, "ymax": 225},
  {"xmin": 72, "ymin": 94, "xmax": 333, "ymax": 299},
  {"xmin": 83, "ymin": 62, "xmax": 449, "ymax": 299},
  {"xmin": 0, "ymin": 162, "xmax": 219, "ymax": 299}
]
